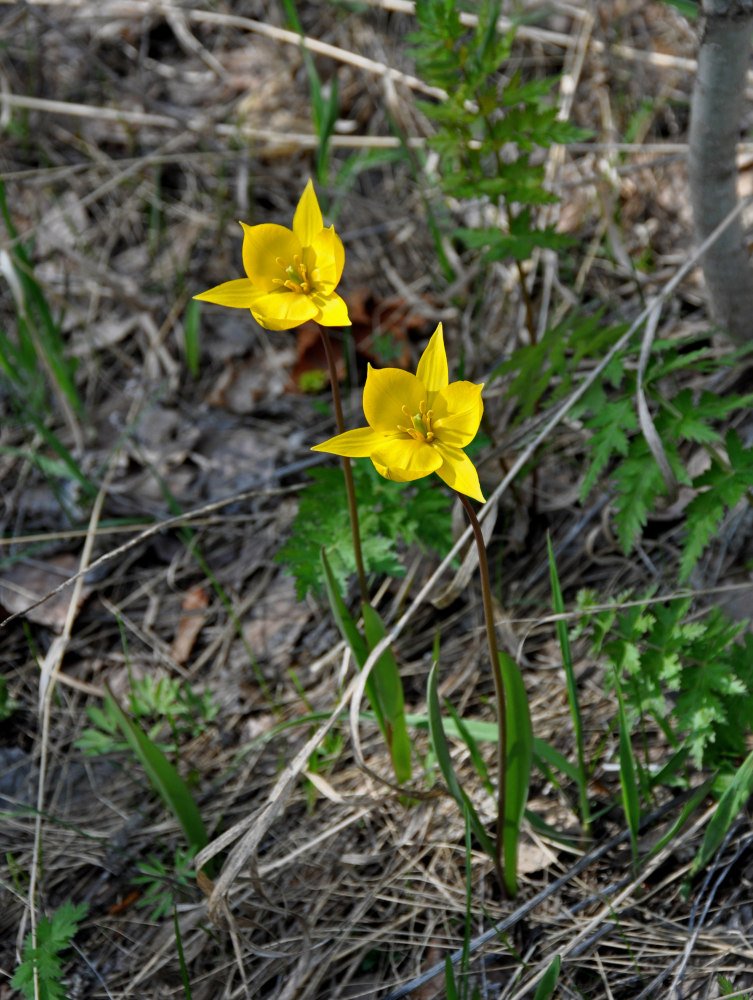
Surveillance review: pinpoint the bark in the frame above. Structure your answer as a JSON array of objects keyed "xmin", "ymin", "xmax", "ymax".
[{"xmin": 688, "ymin": 0, "xmax": 753, "ymax": 343}]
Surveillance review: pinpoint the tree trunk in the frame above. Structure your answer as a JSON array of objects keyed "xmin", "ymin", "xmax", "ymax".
[{"xmin": 688, "ymin": 0, "xmax": 753, "ymax": 343}]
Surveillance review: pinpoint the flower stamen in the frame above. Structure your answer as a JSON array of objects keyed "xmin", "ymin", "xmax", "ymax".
[{"xmin": 398, "ymin": 403, "xmax": 435, "ymax": 442}]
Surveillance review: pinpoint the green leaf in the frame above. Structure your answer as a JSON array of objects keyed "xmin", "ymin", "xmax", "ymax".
[
  {"xmin": 277, "ymin": 462, "xmax": 452, "ymax": 599},
  {"xmin": 533, "ymin": 955, "xmax": 561, "ymax": 1000},
  {"xmin": 321, "ymin": 550, "xmax": 408, "ymax": 777},
  {"xmin": 427, "ymin": 661, "xmax": 497, "ymax": 863},
  {"xmin": 12, "ymin": 901, "xmax": 88, "ymax": 1000},
  {"xmin": 174, "ymin": 904, "xmax": 194, "ymax": 1000},
  {"xmin": 645, "ymin": 774, "xmax": 715, "ymax": 861},
  {"xmin": 548, "ymin": 534, "xmax": 590, "ymax": 831},
  {"xmin": 690, "ymin": 748, "xmax": 753, "ymax": 877},
  {"xmin": 362, "ymin": 601, "xmax": 412, "ymax": 784},
  {"xmin": 103, "ymin": 682, "xmax": 208, "ymax": 854},
  {"xmin": 613, "ymin": 668, "xmax": 640, "ymax": 861},
  {"xmin": 443, "ymin": 697, "xmax": 494, "ymax": 795},
  {"xmin": 499, "ymin": 651, "xmax": 532, "ymax": 898},
  {"xmin": 445, "ymin": 955, "xmax": 461, "ymax": 1000},
  {"xmin": 320, "ymin": 547, "xmax": 370, "ymax": 668},
  {"xmin": 681, "ymin": 430, "xmax": 753, "ymax": 581},
  {"xmin": 532, "ymin": 737, "xmax": 581, "ymax": 786}
]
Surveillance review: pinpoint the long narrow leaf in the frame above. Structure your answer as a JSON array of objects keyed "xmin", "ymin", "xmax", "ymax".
[
  {"xmin": 533, "ymin": 737, "xmax": 582, "ymax": 786},
  {"xmin": 362, "ymin": 601, "xmax": 412, "ymax": 784},
  {"xmin": 613, "ymin": 667, "xmax": 640, "ymax": 861},
  {"xmin": 533, "ymin": 955, "xmax": 561, "ymax": 1000},
  {"xmin": 320, "ymin": 549, "xmax": 389, "ymax": 742},
  {"xmin": 646, "ymin": 774, "xmax": 715, "ymax": 862},
  {"xmin": 104, "ymin": 682, "xmax": 207, "ymax": 854},
  {"xmin": 444, "ymin": 698, "xmax": 493, "ymax": 795},
  {"xmin": 444, "ymin": 956, "xmax": 460, "ymax": 1000},
  {"xmin": 690, "ymin": 748, "xmax": 753, "ymax": 877},
  {"xmin": 173, "ymin": 905, "xmax": 193, "ymax": 1000},
  {"xmin": 320, "ymin": 548, "xmax": 369, "ymax": 668},
  {"xmin": 547, "ymin": 534, "xmax": 590, "ymax": 831},
  {"xmin": 405, "ymin": 711, "xmax": 581, "ymax": 788},
  {"xmin": 499, "ymin": 651, "xmax": 532, "ymax": 898},
  {"xmin": 427, "ymin": 661, "xmax": 497, "ymax": 862}
]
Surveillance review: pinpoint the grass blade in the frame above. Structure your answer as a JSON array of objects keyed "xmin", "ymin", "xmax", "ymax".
[
  {"xmin": 320, "ymin": 548, "xmax": 369, "ymax": 669},
  {"xmin": 445, "ymin": 955, "xmax": 460, "ymax": 1000},
  {"xmin": 533, "ymin": 954, "xmax": 561, "ymax": 1000},
  {"xmin": 499, "ymin": 651, "xmax": 532, "ymax": 898},
  {"xmin": 547, "ymin": 533, "xmax": 591, "ymax": 832},
  {"xmin": 533, "ymin": 737, "xmax": 582, "ymax": 786},
  {"xmin": 173, "ymin": 905, "xmax": 193, "ymax": 1000},
  {"xmin": 104, "ymin": 682, "xmax": 208, "ymax": 855},
  {"xmin": 444, "ymin": 698, "xmax": 494, "ymax": 795},
  {"xmin": 645, "ymin": 773, "xmax": 715, "ymax": 861},
  {"xmin": 690, "ymin": 747, "xmax": 753, "ymax": 878},
  {"xmin": 613, "ymin": 667, "xmax": 640, "ymax": 862},
  {"xmin": 427, "ymin": 660, "xmax": 497, "ymax": 864},
  {"xmin": 362, "ymin": 601, "xmax": 412, "ymax": 784}
]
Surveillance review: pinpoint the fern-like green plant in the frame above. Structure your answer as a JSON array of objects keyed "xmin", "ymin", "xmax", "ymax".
[
  {"xmin": 573, "ymin": 337, "xmax": 753, "ymax": 568},
  {"xmin": 576, "ymin": 591, "xmax": 753, "ymax": 773},
  {"xmin": 76, "ymin": 675, "xmax": 218, "ymax": 756},
  {"xmin": 500, "ymin": 319, "xmax": 753, "ymax": 576},
  {"xmin": 12, "ymin": 901, "xmax": 88, "ymax": 1000},
  {"xmin": 132, "ymin": 846, "xmax": 198, "ymax": 922},
  {"xmin": 410, "ymin": 0, "xmax": 587, "ymax": 279},
  {"xmin": 276, "ymin": 460, "xmax": 454, "ymax": 599}
]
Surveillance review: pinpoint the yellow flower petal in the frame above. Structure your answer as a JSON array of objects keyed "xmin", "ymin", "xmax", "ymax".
[
  {"xmin": 193, "ymin": 278, "xmax": 258, "ymax": 308},
  {"xmin": 307, "ymin": 227, "xmax": 344, "ymax": 292},
  {"xmin": 416, "ymin": 323, "xmax": 449, "ymax": 394},
  {"xmin": 248, "ymin": 289, "xmax": 319, "ymax": 331},
  {"xmin": 371, "ymin": 437, "xmax": 443, "ymax": 483},
  {"xmin": 293, "ymin": 179, "xmax": 324, "ymax": 247},
  {"xmin": 241, "ymin": 223, "xmax": 301, "ymax": 291},
  {"xmin": 363, "ymin": 365, "xmax": 426, "ymax": 433},
  {"xmin": 432, "ymin": 382, "xmax": 485, "ymax": 448},
  {"xmin": 312, "ymin": 426, "xmax": 387, "ymax": 457},
  {"xmin": 434, "ymin": 442, "xmax": 485, "ymax": 502},
  {"xmin": 313, "ymin": 291, "xmax": 351, "ymax": 327}
]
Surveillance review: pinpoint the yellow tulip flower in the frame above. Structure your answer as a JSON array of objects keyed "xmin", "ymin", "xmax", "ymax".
[
  {"xmin": 194, "ymin": 179, "xmax": 350, "ymax": 331},
  {"xmin": 313, "ymin": 323, "xmax": 485, "ymax": 502}
]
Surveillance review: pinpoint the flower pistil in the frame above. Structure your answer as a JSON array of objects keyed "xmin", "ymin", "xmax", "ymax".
[
  {"xmin": 273, "ymin": 254, "xmax": 319, "ymax": 295},
  {"xmin": 399, "ymin": 402, "xmax": 435, "ymax": 442}
]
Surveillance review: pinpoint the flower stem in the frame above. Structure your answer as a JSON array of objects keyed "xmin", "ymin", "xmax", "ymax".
[
  {"xmin": 457, "ymin": 492, "xmax": 507, "ymax": 885},
  {"xmin": 319, "ymin": 326, "xmax": 369, "ymax": 603}
]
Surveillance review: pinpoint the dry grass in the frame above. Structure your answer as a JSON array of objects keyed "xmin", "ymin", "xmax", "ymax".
[{"xmin": 2, "ymin": 1, "xmax": 753, "ymax": 998}]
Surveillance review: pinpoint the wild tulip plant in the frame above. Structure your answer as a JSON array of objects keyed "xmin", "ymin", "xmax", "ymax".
[
  {"xmin": 194, "ymin": 180, "xmax": 367, "ymax": 599},
  {"xmin": 314, "ymin": 323, "xmax": 531, "ymax": 895},
  {"xmin": 196, "ymin": 180, "xmax": 530, "ymax": 895},
  {"xmin": 194, "ymin": 178, "xmax": 348, "ymax": 331},
  {"xmin": 313, "ymin": 323, "xmax": 484, "ymax": 501}
]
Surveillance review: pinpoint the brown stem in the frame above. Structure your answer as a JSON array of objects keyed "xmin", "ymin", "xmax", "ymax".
[
  {"xmin": 457, "ymin": 492, "xmax": 507, "ymax": 886},
  {"xmin": 319, "ymin": 326, "xmax": 369, "ymax": 603}
]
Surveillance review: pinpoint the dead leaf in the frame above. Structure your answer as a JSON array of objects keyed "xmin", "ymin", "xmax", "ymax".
[
  {"xmin": 242, "ymin": 575, "xmax": 310, "ymax": 667},
  {"xmin": 207, "ymin": 349, "xmax": 294, "ymax": 413},
  {"xmin": 516, "ymin": 838, "xmax": 555, "ymax": 875},
  {"xmin": 0, "ymin": 554, "xmax": 93, "ymax": 632},
  {"xmin": 170, "ymin": 584, "xmax": 210, "ymax": 665},
  {"xmin": 287, "ymin": 289, "xmax": 426, "ymax": 391}
]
